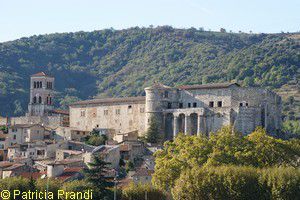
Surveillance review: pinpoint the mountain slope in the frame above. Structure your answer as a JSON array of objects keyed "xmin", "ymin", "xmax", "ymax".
[{"xmin": 0, "ymin": 27, "xmax": 299, "ymax": 117}]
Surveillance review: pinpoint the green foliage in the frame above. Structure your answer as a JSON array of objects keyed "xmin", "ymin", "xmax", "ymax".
[
  {"xmin": 125, "ymin": 161, "xmax": 134, "ymax": 173},
  {"xmin": 145, "ymin": 116, "xmax": 160, "ymax": 143},
  {"xmin": 85, "ymin": 129, "xmax": 108, "ymax": 146},
  {"xmin": 83, "ymin": 156, "xmax": 114, "ymax": 199},
  {"xmin": 172, "ymin": 165, "xmax": 300, "ymax": 200},
  {"xmin": 0, "ymin": 177, "xmax": 31, "ymax": 200},
  {"xmin": 36, "ymin": 178, "xmax": 62, "ymax": 200},
  {"xmin": 283, "ymin": 120, "xmax": 300, "ymax": 135},
  {"xmin": 122, "ymin": 182, "xmax": 166, "ymax": 200},
  {"xmin": 153, "ymin": 126, "xmax": 300, "ymax": 190},
  {"xmin": 0, "ymin": 28, "xmax": 299, "ymax": 117},
  {"xmin": 0, "ymin": 125, "xmax": 8, "ymax": 133},
  {"xmin": 60, "ymin": 180, "xmax": 94, "ymax": 200}
]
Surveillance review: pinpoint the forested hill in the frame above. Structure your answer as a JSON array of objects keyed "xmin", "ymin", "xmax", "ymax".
[{"xmin": 0, "ymin": 27, "xmax": 299, "ymax": 117}]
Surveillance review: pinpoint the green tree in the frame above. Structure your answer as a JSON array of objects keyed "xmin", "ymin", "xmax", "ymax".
[
  {"xmin": 145, "ymin": 116, "xmax": 160, "ymax": 143},
  {"xmin": 125, "ymin": 161, "xmax": 134, "ymax": 173},
  {"xmin": 83, "ymin": 156, "xmax": 114, "ymax": 199},
  {"xmin": 61, "ymin": 180, "xmax": 95, "ymax": 200},
  {"xmin": 122, "ymin": 183, "xmax": 166, "ymax": 200}
]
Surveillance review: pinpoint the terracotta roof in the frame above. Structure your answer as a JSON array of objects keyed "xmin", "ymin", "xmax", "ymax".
[
  {"xmin": 10, "ymin": 124, "xmax": 43, "ymax": 129},
  {"xmin": 51, "ymin": 110, "xmax": 69, "ymax": 115},
  {"xmin": 3, "ymin": 163, "xmax": 24, "ymax": 171},
  {"xmin": 31, "ymin": 72, "xmax": 51, "ymax": 77},
  {"xmin": 132, "ymin": 168, "xmax": 154, "ymax": 177},
  {"xmin": 0, "ymin": 161, "xmax": 15, "ymax": 168},
  {"xmin": 47, "ymin": 159, "xmax": 83, "ymax": 165},
  {"xmin": 178, "ymin": 82, "xmax": 240, "ymax": 90},
  {"xmin": 19, "ymin": 171, "xmax": 46, "ymax": 180},
  {"xmin": 70, "ymin": 96, "xmax": 145, "ymax": 106},
  {"xmin": 57, "ymin": 167, "xmax": 84, "ymax": 181}
]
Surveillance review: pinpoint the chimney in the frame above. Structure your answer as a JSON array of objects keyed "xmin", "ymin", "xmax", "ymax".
[{"xmin": 47, "ymin": 164, "xmax": 64, "ymax": 178}]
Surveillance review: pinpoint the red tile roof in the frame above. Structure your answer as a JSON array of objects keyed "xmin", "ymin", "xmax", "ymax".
[
  {"xmin": 57, "ymin": 167, "xmax": 84, "ymax": 181},
  {"xmin": 51, "ymin": 110, "xmax": 69, "ymax": 115},
  {"xmin": 31, "ymin": 72, "xmax": 47, "ymax": 77},
  {"xmin": 19, "ymin": 171, "xmax": 46, "ymax": 180},
  {"xmin": 178, "ymin": 82, "xmax": 240, "ymax": 90},
  {"xmin": 70, "ymin": 96, "xmax": 145, "ymax": 106}
]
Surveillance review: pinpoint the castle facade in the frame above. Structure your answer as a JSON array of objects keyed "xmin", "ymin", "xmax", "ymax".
[{"xmin": 70, "ymin": 82, "xmax": 282, "ymax": 138}]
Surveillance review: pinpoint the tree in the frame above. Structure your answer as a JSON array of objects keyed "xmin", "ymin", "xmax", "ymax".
[
  {"xmin": 61, "ymin": 180, "xmax": 95, "ymax": 200},
  {"xmin": 152, "ymin": 126, "xmax": 300, "ymax": 191},
  {"xmin": 85, "ymin": 129, "xmax": 108, "ymax": 146},
  {"xmin": 125, "ymin": 161, "xmax": 134, "ymax": 173},
  {"xmin": 83, "ymin": 155, "xmax": 114, "ymax": 199},
  {"xmin": 122, "ymin": 183, "xmax": 166, "ymax": 200},
  {"xmin": 145, "ymin": 116, "xmax": 160, "ymax": 144}
]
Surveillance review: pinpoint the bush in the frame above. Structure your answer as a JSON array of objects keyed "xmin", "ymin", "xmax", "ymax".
[
  {"xmin": 122, "ymin": 183, "xmax": 166, "ymax": 200},
  {"xmin": 259, "ymin": 167, "xmax": 300, "ymax": 199},
  {"xmin": 172, "ymin": 166, "xmax": 300, "ymax": 200},
  {"xmin": 0, "ymin": 177, "xmax": 31, "ymax": 200}
]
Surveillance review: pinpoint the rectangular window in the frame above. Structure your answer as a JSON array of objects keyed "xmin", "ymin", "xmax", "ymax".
[
  {"xmin": 188, "ymin": 103, "xmax": 191, "ymax": 108},
  {"xmin": 167, "ymin": 102, "xmax": 172, "ymax": 109},
  {"xmin": 209, "ymin": 101, "xmax": 214, "ymax": 107},
  {"xmin": 80, "ymin": 111, "xmax": 85, "ymax": 117},
  {"xmin": 13, "ymin": 135, "xmax": 16, "ymax": 140},
  {"xmin": 217, "ymin": 101, "xmax": 222, "ymax": 107},
  {"xmin": 116, "ymin": 109, "xmax": 121, "ymax": 115},
  {"xmin": 128, "ymin": 105, "xmax": 133, "ymax": 114},
  {"xmin": 240, "ymin": 103, "xmax": 243, "ymax": 107},
  {"xmin": 246, "ymin": 103, "xmax": 249, "ymax": 106},
  {"xmin": 104, "ymin": 110, "xmax": 108, "ymax": 115},
  {"xmin": 164, "ymin": 91, "xmax": 169, "ymax": 98},
  {"xmin": 179, "ymin": 103, "xmax": 183, "ymax": 108},
  {"xmin": 193, "ymin": 102, "xmax": 197, "ymax": 108},
  {"xmin": 140, "ymin": 107, "xmax": 145, "ymax": 113}
]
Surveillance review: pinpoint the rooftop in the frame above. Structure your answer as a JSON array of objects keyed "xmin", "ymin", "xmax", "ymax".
[
  {"xmin": 31, "ymin": 72, "xmax": 52, "ymax": 77},
  {"xmin": 178, "ymin": 82, "xmax": 240, "ymax": 90},
  {"xmin": 70, "ymin": 96, "xmax": 145, "ymax": 106}
]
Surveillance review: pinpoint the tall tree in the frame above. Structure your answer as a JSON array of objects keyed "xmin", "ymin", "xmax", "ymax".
[
  {"xmin": 83, "ymin": 155, "xmax": 114, "ymax": 199},
  {"xmin": 146, "ymin": 116, "xmax": 160, "ymax": 143}
]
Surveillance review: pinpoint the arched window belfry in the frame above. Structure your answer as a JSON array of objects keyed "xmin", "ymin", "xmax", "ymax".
[
  {"xmin": 33, "ymin": 97, "xmax": 37, "ymax": 103},
  {"xmin": 39, "ymin": 96, "xmax": 42, "ymax": 104},
  {"xmin": 49, "ymin": 97, "xmax": 52, "ymax": 105},
  {"xmin": 34, "ymin": 82, "xmax": 36, "ymax": 88},
  {"xmin": 40, "ymin": 81, "xmax": 42, "ymax": 88}
]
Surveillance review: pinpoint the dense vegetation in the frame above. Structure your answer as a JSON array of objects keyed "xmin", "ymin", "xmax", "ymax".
[
  {"xmin": 0, "ymin": 27, "xmax": 299, "ymax": 118},
  {"xmin": 153, "ymin": 126, "xmax": 300, "ymax": 199}
]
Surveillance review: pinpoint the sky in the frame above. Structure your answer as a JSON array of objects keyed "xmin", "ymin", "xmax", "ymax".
[{"xmin": 0, "ymin": 0, "xmax": 299, "ymax": 42}]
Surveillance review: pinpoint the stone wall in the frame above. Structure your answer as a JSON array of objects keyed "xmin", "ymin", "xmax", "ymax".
[{"xmin": 70, "ymin": 102, "xmax": 146, "ymax": 135}]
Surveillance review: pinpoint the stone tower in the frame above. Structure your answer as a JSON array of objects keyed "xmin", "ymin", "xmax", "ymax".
[
  {"xmin": 27, "ymin": 72, "xmax": 55, "ymax": 116},
  {"xmin": 144, "ymin": 83, "xmax": 178, "ymax": 133}
]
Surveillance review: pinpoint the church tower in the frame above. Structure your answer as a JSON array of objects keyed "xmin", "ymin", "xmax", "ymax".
[{"xmin": 27, "ymin": 72, "xmax": 55, "ymax": 116}]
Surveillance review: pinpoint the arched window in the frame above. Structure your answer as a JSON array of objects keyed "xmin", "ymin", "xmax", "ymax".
[
  {"xmin": 46, "ymin": 97, "xmax": 49, "ymax": 104},
  {"xmin": 40, "ymin": 81, "xmax": 42, "ymax": 88},
  {"xmin": 49, "ymin": 97, "xmax": 52, "ymax": 105},
  {"xmin": 39, "ymin": 96, "xmax": 42, "ymax": 104},
  {"xmin": 33, "ymin": 97, "xmax": 37, "ymax": 103},
  {"xmin": 34, "ymin": 82, "xmax": 36, "ymax": 88}
]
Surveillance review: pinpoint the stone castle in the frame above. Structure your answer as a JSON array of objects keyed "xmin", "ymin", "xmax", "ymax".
[
  {"xmin": 70, "ymin": 82, "xmax": 282, "ymax": 139},
  {"xmin": 0, "ymin": 72, "xmax": 282, "ymax": 138}
]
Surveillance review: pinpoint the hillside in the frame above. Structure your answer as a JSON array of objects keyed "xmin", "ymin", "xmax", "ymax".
[{"xmin": 0, "ymin": 27, "xmax": 299, "ymax": 119}]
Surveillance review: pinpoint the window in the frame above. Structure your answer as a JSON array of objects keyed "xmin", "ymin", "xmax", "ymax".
[
  {"xmin": 188, "ymin": 103, "xmax": 191, "ymax": 108},
  {"xmin": 34, "ymin": 82, "xmax": 36, "ymax": 88},
  {"xmin": 116, "ymin": 109, "xmax": 121, "ymax": 115},
  {"xmin": 92, "ymin": 112, "xmax": 97, "ymax": 117},
  {"xmin": 193, "ymin": 102, "xmax": 197, "ymax": 108},
  {"xmin": 167, "ymin": 102, "xmax": 172, "ymax": 109},
  {"xmin": 209, "ymin": 101, "xmax": 214, "ymax": 107},
  {"xmin": 140, "ymin": 107, "xmax": 145, "ymax": 113},
  {"xmin": 164, "ymin": 91, "xmax": 169, "ymax": 98},
  {"xmin": 38, "ymin": 96, "xmax": 42, "ymax": 104},
  {"xmin": 33, "ymin": 97, "xmax": 37, "ymax": 104},
  {"xmin": 240, "ymin": 103, "xmax": 243, "ymax": 107},
  {"xmin": 80, "ymin": 110, "xmax": 85, "ymax": 117},
  {"xmin": 179, "ymin": 103, "xmax": 183, "ymax": 108},
  {"xmin": 13, "ymin": 135, "xmax": 16, "ymax": 140},
  {"xmin": 217, "ymin": 101, "xmax": 222, "ymax": 107},
  {"xmin": 104, "ymin": 110, "xmax": 108, "ymax": 115},
  {"xmin": 128, "ymin": 105, "xmax": 132, "ymax": 114},
  {"xmin": 246, "ymin": 103, "xmax": 249, "ymax": 106}
]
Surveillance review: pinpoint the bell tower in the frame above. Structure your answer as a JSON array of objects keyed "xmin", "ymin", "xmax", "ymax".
[{"xmin": 27, "ymin": 72, "xmax": 55, "ymax": 116}]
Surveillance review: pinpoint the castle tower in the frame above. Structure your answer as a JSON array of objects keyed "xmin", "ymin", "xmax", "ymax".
[
  {"xmin": 27, "ymin": 72, "xmax": 55, "ymax": 116},
  {"xmin": 144, "ymin": 83, "xmax": 175, "ymax": 133}
]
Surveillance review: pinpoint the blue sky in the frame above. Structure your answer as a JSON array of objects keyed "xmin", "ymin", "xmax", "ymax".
[{"xmin": 0, "ymin": 0, "xmax": 299, "ymax": 42}]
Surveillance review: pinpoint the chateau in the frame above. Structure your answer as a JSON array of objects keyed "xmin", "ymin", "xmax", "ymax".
[{"xmin": 70, "ymin": 82, "xmax": 282, "ymax": 139}]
